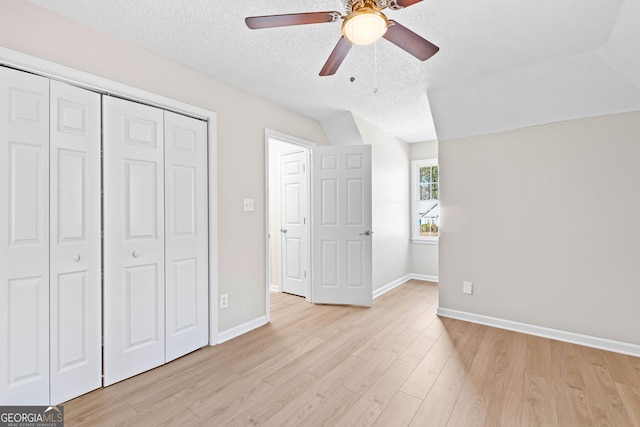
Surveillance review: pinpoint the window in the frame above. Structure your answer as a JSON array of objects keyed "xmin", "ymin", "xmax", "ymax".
[{"xmin": 412, "ymin": 159, "xmax": 439, "ymax": 242}]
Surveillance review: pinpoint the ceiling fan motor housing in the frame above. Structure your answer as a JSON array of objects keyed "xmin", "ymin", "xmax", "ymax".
[{"xmin": 345, "ymin": 0, "xmax": 392, "ymax": 14}]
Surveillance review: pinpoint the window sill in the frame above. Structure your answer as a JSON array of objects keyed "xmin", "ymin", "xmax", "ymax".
[{"xmin": 411, "ymin": 238, "xmax": 439, "ymax": 245}]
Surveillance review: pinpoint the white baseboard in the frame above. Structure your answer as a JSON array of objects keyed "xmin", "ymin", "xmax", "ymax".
[
  {"xmin": 373, "ymin": 274, "xmax": 440, "ymax": 299},
  {"xmin": 437, "ymin": 308, "xmax": 640, "ymax": 358},
  {"xmin": 217, "ymin": 315, "xmax": 268, "ymax": 344},
  {"xmin": 373, "ymin": 274, "xmax": 411, "ymax": 299},
  {"xmin": 269, "ymin": 284, "xmax": 280, "ymax": 293},
  {"xmin": 410, "ymin": 274, "xmax": 439, "ymax": 283}
]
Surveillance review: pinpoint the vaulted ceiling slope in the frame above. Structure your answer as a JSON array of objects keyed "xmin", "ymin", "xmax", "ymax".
[{"xmin": 29, "ymin": 0, "xmax": 640, "ymax": 142}]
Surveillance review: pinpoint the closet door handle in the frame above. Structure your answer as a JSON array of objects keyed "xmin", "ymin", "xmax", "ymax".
[
  {"xmin": 132, "ymin": 250, "xmax": 141, "ymax": 258},
  {"xmin": 73, "ymin": 253, "xmax": 81, "ymax": 262}
]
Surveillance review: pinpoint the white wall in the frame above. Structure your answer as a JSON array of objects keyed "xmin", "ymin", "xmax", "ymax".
[
  {"xmin": 410, "ymin": 141, "xmax": 439, "ymax": 280},
  {"xmin": 353, "ymin": 114, "xmax": 411, "ymax": 291},
  {"xmin": 0, "ymin": 0, "xmax": 330, "ymax": 332},
  {"xmin": 321, "ymin": 112, "xmax": 365, "ymax": 146},
  {"xmin": 439, "ymin": 111, "xmax": 640, "ymax": 346}
]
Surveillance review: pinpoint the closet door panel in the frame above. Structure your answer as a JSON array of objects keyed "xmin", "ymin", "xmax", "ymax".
[
  {"xmin": 0, "ymin": 67, "xmax": 50, "ymax": 405},
  {"xmin": 164, "ymin": 111, "xmax": 208, "ymax": 362},
  {"xmin": 49, "ymin": 81, "xmax": 101, "ymax": 404},
  {"xmin": 103, "ymin": 96, "xmax": 165, "ymax": 386}
]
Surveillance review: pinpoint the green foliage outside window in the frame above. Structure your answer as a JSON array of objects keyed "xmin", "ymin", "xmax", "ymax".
[{"xmin": 419, "ymin": 166, "xmax": 438, "ymax": 201}]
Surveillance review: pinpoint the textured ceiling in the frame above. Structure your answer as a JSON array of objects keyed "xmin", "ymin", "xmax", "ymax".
[{"xmin": 28, "ymin": 0, "xmax": 640, "ymax": 142}]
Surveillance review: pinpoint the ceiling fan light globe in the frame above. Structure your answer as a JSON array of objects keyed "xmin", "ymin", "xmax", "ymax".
[{"xmin": 342, "ymin": 10, "xmax": 388, "ymax": 45}]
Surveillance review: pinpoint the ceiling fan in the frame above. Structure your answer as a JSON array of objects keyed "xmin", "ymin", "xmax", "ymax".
[{"xmin": 245, "ymin": 0, "xmax": 439, "ymax": 76}]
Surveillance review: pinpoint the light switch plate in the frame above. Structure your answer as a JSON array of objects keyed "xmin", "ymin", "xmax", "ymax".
[
  {"xmin": 463, "ymin": 281, "xmax": 473, "ymax": 295},
  {"xmin": 243, "ymin": 198, "xmax": 254, "ymax": 212}
]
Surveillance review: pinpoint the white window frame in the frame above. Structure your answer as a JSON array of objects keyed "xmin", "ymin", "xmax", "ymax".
[{"xmin": 411, "ymin": 158, "xmax": 439, "ymax": 244}]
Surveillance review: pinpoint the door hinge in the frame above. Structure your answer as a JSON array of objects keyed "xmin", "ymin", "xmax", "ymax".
[
  {"xmin": 304, "ymin": 271, "xmax": 307, "ymax": 278},
  {"xmin": 304, "ymin": 217, "xmax": 306, "ymax": 225},
  {"xmin": 303, "ymin": 164, "xmax": 306, "ymax": 172}
]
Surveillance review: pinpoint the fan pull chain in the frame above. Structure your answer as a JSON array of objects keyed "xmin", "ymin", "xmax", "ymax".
[{"xmin": 373, "ymin": 41, "xmax": 379, "ymax": 94}]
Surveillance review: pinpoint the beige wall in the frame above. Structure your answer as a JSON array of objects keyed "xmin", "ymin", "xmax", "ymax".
[
  {"xmin": 439, "ymin": 111, "xmax": 640, "ymax": 345},
  {"xmin": 410, "ymin": 141, "xmax": 439, "ymax": 279},
  {"xmin": 353, "ymin": 114, "xmax": 411, "ymax": 290},
  {"xmin": 0, "ymin": 0, "xmax": 330, "ymax": 332}
]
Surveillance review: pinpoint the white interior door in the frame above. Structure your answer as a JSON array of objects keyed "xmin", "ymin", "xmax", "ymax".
[
  {"xmin": 164, "ymin": 111, "xmax": 208, "ymax": 362},
  {"xmin": 280, "ymin": 150, "xmax": 308, "ymax": 297},
  {"xmin": 103, "ymin": 96, "xmax": 165, "ymax": 386},
  {"xmin": 49, "ymin": 80, "xmax": 102, "ymax": 404},
  {"xmin": 0, "ymin": 67, "xmax": 50, "ymax": 404},
  {"xmin": 311, "ymin": 145, "xmax": 372, "ymax": 307}
]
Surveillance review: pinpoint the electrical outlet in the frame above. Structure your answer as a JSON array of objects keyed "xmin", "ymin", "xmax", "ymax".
[
  {"xmin": 463, "ymin": 281, "xmax": 473, "ymax": 295},
  {"xmin": 220, "ymin": 293, "xmax": 229, "ymax": 309},
  {"xmin": 243, "ymin": 198, "xmax": 254, "ymax": 212}
]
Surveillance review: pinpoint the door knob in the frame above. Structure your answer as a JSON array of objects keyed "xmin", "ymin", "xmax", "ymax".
[
  {"xmin": 281, "ymin": 228, "xmax": 288, "ymax": 234},
  {"xmin": 73, "ymin": 253, "xmax": 81, "ymax": 262},
  {"xmin": 132, "ymin": 250, "xmax": 141, "ymax": 257},
  {"xmin": 359, "ymin": 230, "xmax": 372, "ymax": 236}
]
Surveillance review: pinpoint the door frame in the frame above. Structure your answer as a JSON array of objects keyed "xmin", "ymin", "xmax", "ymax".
[
  {"xmin": 264, "ymin": 129, "xmax": 314, "ymax": 321},
  {"xmin": 0, "ymin": 47, "xmax": 220, "ymax": 346}
]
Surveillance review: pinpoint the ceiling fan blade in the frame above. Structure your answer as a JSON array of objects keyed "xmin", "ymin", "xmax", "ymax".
[
  {"xmin": 383, "ymin": 21, "xmax": 439, "ymax": 61},
  {"xmin": 395, "ymin": 0, "xmax": 424, "ymax": 7},
  {"xmin": 246, "ymin": 12, "xmax": 340, "ymax": 29},
  {"xmin": 320, "ymin": 37, "xmax": 352, "ymax": 76}
]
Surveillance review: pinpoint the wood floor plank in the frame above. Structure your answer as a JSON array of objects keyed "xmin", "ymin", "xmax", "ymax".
[
  {"xmin": 130, "ymin": 362, "xmax": 241, "ymax": 415},
  {"xmin": 525, "ymin": 334, "xmax": 553, "ymax": 379},
  {"xmin": 409, "ymin": 354, "xmax": 466, "ymax": 427},
  {"xmin": 295, "ymin": 386, "xmax": 361, "ymax": 427},
  {"xmin": 463, "ymin": 325, "xmax": 508, "ymax": 394},
  {"xmin": 240, "ymin": 335, "xmax": 324, "ymax": 379},
  {"xmin": 484, "ymin": 331, "xmax": 527, "ymax": 426},
  {"xmin": 446, "ymin": 389, "xmax": 487, "ymax": 427},
  {"xmin": 58, "ymin": 281, "xmax": 640, "ymax": 427},
  {"xmin": 302, "ymin": 325, "xmax": 373, "ymax": 379},
  {"xmin": 521, "ymin": 374, "xmax": 558, "ymax": 427},
  {"xmin": 187, "ymin": 373, "xmax": 276, "ymax": 420},
  {"xmin": 263, "ymin": 356, "xmax": 367, "ymax": 427},
  {"xmin": 616, "ymin": 384, "xmax": 640, "ymax": 426},
  {"xmin": 63, "ymin": 401, "xmax": 138, "ymax": 427},
  {"xmin": 605, "ymin": 351, "xmax": 640, "ymax": 387},
  {"xmin": 223, "ymin": 372, "xmax": 317, "ymax": 426},
  {"xmin": 335, "ymin": 359, "xmax": 416, "ymax": 427},
  {"xmin": 576, "ymin": 346, "xmax": 634, "ymax": 426},
  {"xmin": 407, "ymin": 303, "xmax": 437, "ymax": 331},
  {"xmin": 398, "ymin": 332, "xmax": 439, "ymax": 365},
  {"xmin": 343, "ymin": 349, "xmax": 399, "ymax": 395},
  {"xmin": 372, "ymin": 391, "xmax": 422, "ymax": 427},
  {"xmin": 550, "ymin": 341, "xmax": 596, "ymax": 426},
  {"xmin": 401, "ymin": 331, "xmax": 456, "ymax": 399}
]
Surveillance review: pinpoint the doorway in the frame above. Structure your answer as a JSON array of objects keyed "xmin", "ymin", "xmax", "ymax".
[{"xmin": 266, "ymin": 130, "xmax": 313, "ymax": 302}]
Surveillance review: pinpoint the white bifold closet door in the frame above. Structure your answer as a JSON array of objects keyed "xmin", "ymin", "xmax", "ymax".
[
  {"xmin": 1, "ymin": 68, "xmax": 101, "ymax": 405},
  {"xmin": 164, "ymin": 111, "xmax": 208, "ymax": 363},
  {"xmin": 103, "ymin": 97, "xmax": 208, "ymax": 386},
  {"xmin": 0, "ymin": 67, "xmax": 51, "ymax": 405},
  {"xmin": 103, "ymin": 97, "xmax": 166, "ymax": 386},
  {"xmin": 49, "ymin": 80, "xmax": 102, "ymax": 404}
]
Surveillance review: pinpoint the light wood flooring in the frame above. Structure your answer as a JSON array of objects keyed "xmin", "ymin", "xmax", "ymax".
[{"xmin": 65, "ymin": 280, "xmax": 640, "ymax": 426}]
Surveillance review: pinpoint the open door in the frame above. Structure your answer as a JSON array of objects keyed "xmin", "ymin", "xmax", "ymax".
[
  {"xmin": 311, "ymin": 145, "xmax": 372, "ymax": 306},
  {"xmin": 280, "ymin": 150, "xmax": 309, "ymax": 297}
]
